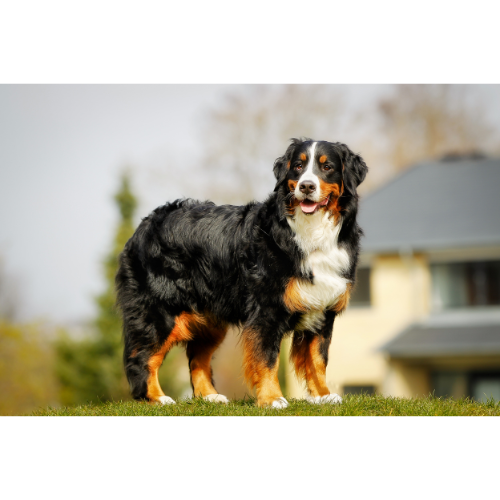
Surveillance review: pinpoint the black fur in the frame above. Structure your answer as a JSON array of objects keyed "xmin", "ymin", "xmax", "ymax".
[{"xmin": 116, "ymin": 138, "xmax": 367, "ymax": 402}]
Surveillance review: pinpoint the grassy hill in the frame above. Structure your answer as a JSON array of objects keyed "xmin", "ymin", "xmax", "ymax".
[{"xmin": 32, "ymin": 394, "xmax": 500, "ymax": 416}]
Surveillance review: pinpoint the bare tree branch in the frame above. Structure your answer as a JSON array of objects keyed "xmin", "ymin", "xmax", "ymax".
[
  {"xmin": 200, "ymin": 85, "xmax": 346, "ymax": 203},
  {"xmin": 374, "ymin": 85, "xmax": 498, "ymax": 173}
]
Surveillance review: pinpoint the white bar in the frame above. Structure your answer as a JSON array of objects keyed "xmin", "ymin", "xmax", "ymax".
[{"xmin": 16, "ymin": 8, "xmax": 177, "ymax": 14}]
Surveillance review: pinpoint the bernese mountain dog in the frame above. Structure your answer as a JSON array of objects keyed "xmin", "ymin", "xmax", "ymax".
[{"xmin": 116, "ymin": 138, "xmax": 367, "ymax": 408}]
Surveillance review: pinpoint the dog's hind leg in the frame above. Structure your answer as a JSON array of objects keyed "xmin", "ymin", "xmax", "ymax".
[
  {"xmin": 124, "ymin": 312, "xmax": 197, "ymax": 405},
  {"xmin": 186, "ymin": 323, "xmax": 229, "ymax": 403}
]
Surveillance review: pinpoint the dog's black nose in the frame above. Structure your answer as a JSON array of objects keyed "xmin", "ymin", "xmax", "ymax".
[{"xmin": 299, "ymin": 181, "xmax": 316, "ymax": 195}]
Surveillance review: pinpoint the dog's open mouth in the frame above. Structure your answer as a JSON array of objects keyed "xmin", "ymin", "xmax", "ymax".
[{"xmin": 300, "ymin": 196, "xmax": 329, "ymax": 214}]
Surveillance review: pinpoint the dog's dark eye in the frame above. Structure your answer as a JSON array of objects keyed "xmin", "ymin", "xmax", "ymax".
[
  {"xmin": 323, "ymin": 165, "xmax": 332, "ymax": 171},
  {"xmin": 294, "ymin": 163, "xmax": 303, "ymax": 171}
]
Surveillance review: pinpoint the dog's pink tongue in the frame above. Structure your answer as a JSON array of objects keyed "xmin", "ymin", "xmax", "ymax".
[{"xmin": 300, "ymin": 200, "xmax": 319, "ymax": 214}]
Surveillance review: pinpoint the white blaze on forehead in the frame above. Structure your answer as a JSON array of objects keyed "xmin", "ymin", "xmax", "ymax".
[{"xmin": 295, "ymin": 142, "xmax": 320, "ymax": 201}]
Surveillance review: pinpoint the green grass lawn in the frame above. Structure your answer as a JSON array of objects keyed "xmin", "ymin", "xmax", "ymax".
[{"xmin": 32, "ymin": 394, "xmax": 500, "ymax": 416}]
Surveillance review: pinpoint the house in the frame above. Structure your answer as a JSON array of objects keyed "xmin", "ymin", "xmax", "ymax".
[{"xmin": 287, "ymin": 154, "xmax": 500, "ymax": 402}]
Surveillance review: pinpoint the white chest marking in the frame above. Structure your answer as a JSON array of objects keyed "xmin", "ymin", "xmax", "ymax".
[{"xmin": 287, "ymin": 208, "xmax": 350, "ymax": 332}]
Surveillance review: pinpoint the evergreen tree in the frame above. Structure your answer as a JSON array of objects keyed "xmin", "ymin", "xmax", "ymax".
[{"xmin": 55, "ymin": 172, "xmax": 137, "ymax": 405}]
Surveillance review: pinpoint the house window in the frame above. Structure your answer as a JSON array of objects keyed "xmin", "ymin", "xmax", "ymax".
[
  {"xmin": 431, "ymin": 260, "xmax": 500, "ymax": 310},
  {"xmin": 431, "ymin": 371, "xmax": 468, "ymax": 399},
  {"xmin": 350, "ymin": 267, "xmax": 371, "ymax": 307},
  {"xmin": 343, "ymin": 385, "xmax": 376, "ymax": 395},
  {"xmin": 431, "ymin": 370, "xmax": 500, "ymax": 402},
  {"xmin": 470, "ymin": 372, "xmax": 500, "ymax": 403}
]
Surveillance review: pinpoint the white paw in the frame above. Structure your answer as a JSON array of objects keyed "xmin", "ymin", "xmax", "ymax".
[
  {"xmin": 204, "ymin": 394, "xmax": 229, "ymax": 403},
  {"xmin": 307, "ymin": 393, "xmax": 343, "ymax": 404},
  {"xmin": 158, "ymin": 396, "xmax": 176, "ymax": 405},
  {"xmin": 271, "ymin": 397, "xmax": 289, "ymax": 409}
]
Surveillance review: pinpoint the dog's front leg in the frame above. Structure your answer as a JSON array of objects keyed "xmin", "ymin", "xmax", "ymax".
[
  {"xmin": 242, "ymin": 326, "xmax": 288, "ymax": 409},
  {"xmin": 290, "ymin": 311, "xmax": 343, "ymax": 404}
]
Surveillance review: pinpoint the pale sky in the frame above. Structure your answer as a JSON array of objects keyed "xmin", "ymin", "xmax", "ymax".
[{"xmin": 1, "ymin": 84, "xmax": 499, "ymax": 324}]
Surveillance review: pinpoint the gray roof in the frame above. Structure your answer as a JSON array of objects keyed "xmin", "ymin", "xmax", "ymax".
[
  {"xmin": 358, "ymin": 156, "xmax": 500, "ymax": 254},
  {"xmin": 380, "ymin": 309, "xmax": 500, "ymax": 358}
]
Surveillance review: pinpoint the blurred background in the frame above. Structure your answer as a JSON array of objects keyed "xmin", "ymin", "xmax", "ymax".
[{"xmin": 1, "ymin": 84, "xmax": 500, "ymax": 415}]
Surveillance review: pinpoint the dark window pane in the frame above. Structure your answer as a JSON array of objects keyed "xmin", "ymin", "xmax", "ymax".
[
  {"xmin": 350, "ymin": 267, "xmax": 371, "ymax": 307},
  {"xmin": 466, "ymin": 262, "xmax": 489, "ymax": 306},
  {"xmin": 487, "ymin": 262, "xmax": 500, "ymax": 304},
  {"xmin": 343, "ymin": 385, "xmax": 376, "ymax": 395},
  {"xmin": 470, "ymin": 371, "xmax": 500, "ymax": 403},
  {"xmin": 431, "ymin": 371, "xmax": 467, "ymax": 399}
]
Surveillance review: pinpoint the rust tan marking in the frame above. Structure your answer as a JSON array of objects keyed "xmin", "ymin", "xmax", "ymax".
[
  {"xmin": 290, "ymin": 335, "xmax": 330, "ymax": 397},
  {"xmin": 299, "ymin": 152, "xmax": 307, "ymax": 161},
  {"xmin": 130, "ymin": 348, "xmax": 139, "ymax": 358},
  {"xmin": 318, "ymin": 179, "xmax": 343, "ymax": 224},
  {"xmin": 319, "ymin": 155, "xmax": 327, "ymax": 164},
  {"xmin": 284, "ymin": 277, "xmax": 310, "ymax": 313},
  {"xmin": 287, "ymin": 160, "xmax": 291, "ymax": 170},
  {"xmin": 242, "ymin": 329, "xmax": 284, "ymax": 407},
  {"xmin": 147, "ymin": 351, "xmax": 167, "ymax": 401},
  {"xmin": 146, "ymin": 312, "xmax": 206, "ymax": 402},
  {"xmin": 330, "ymin": 283, "xmax": 351, "ymax": 314},
  {"xmin": 188, "ymin": 325, "xmax": 227, "ymax": 397}
]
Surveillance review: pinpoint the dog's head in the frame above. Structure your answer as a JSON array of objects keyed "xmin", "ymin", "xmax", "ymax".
[{"xmin": 273, "ymin": 138, "xmax": 368, "ymax": 220}]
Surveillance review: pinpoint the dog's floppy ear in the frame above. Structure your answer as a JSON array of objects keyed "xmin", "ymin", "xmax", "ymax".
[
  {"xmin": 273, "ymin": 138, "xmax": 302, "ymax": 192},
  {"xmin": 336, "ymin": 143, "xmax": 368, "ymax": 196}
]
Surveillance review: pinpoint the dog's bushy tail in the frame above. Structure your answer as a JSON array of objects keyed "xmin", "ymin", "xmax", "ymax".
[{"xmin": 115, "ymin": 247, "xmax": 150, "ymax": 400}]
